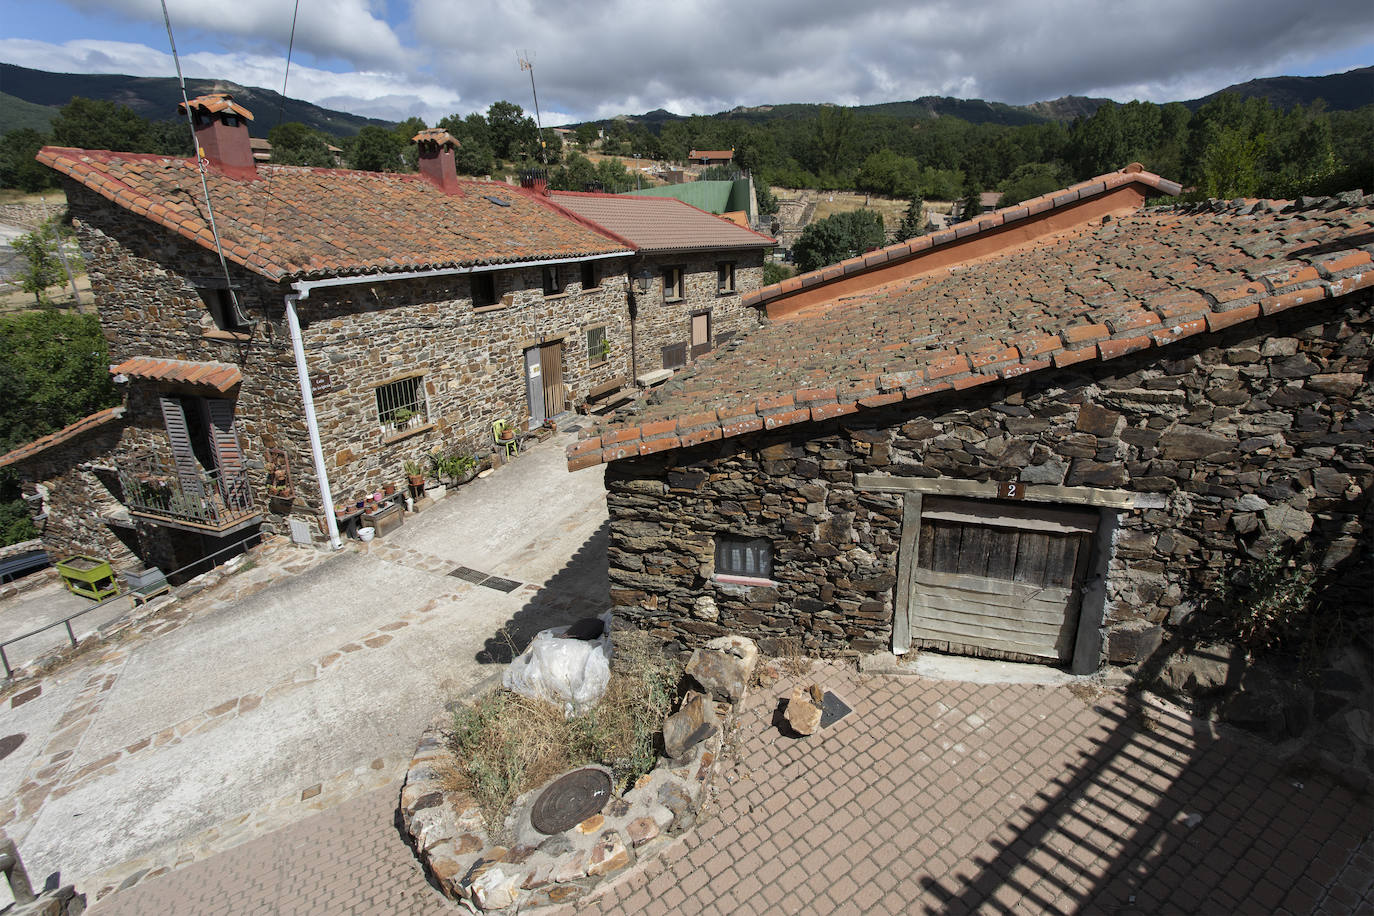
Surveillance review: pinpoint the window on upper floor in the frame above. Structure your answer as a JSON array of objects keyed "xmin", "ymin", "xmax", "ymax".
[
  {"xmin": 543, "ymin": 265, "xmax": 565, "ymax": 297},
  {"xmin": 581, "ymin": 262, "xmax": 599, "ymax": 291},
  {"xmin": 198, "ymin": 285, "xmax": 250, "ymax": 334},
  {"xmin": 472, "ymin": 273, "xmax": 498, "ymax": 309},
  {"xmin": 663, "ymin": 266, "xmax": 684, "ymax": 302},
  {"xmin": 717, "ymin": 261, "xmax": 736, "ymax": 294}
]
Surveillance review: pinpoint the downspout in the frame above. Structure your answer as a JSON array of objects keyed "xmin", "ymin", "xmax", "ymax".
[{"xmin": 284, "ymin": 292, "xmax": 342, "ymax": 550}]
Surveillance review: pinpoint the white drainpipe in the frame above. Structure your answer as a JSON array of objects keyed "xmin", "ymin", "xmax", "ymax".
[
  {"xmin": 282, "ymin": 249, "xmax": 633, "ymax": 552},
  {"xmin": 284, "ymin": 292, "xmax": 342, "ymax": 550}
]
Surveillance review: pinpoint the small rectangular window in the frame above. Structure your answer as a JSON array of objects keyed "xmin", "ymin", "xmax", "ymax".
[
  {"xmin": 375, "ymin": 376, "xmax": 427, "ymax": 434},
  {"xmin": 715, "ymin": 536, "xmax": 773, "ymax": 581},
  {"xmin": 587, "ymin": 325, "xmax": 609, "ymax": 366},
  {"xmin": 717, "ymin": 262, "xmax": 736, "ymax": 294},
  {"xmin": 543, "ymin": 265, "xmax": 564, "ymax": 297},
  {"xmin": 663, "ymin": 267, "xmax": 684, "ymax": 301},
  {"xmin": 199, "ymin": 287, "xmax": 248, "ymax": 333},
  {"xmin": 472, "ymin": 273, "xmax": 497, "ymax": 308},
  {"xmin": 581, "ymin": 262, "xmax": 598, "ymax": 290}
]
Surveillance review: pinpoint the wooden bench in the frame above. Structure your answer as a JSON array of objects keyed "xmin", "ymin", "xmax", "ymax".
[
  {"xmin": 125, "ymin": 567, "xmax": 171, "ymax": 609},
  {"xmin": 0, "ymin": 549, "xmax": 49, "ymax": 585},
  {"xmin": 584, "ymin": 376, "xmax": 634, "ymax": 413}
]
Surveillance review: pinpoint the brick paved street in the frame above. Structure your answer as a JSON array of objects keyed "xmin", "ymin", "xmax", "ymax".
[{"xmin": 88, "ymin": 663, "xmax": 1371, "ymax": 915}]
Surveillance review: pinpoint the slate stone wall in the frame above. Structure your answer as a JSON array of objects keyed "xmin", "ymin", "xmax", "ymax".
[
  {"xmin": 632, "ymin": 251, "xmax": 765, "ymax": 377},
  {"xmin": 605, "ymin": 292, "xmax": 1373, "ymax": 665}
]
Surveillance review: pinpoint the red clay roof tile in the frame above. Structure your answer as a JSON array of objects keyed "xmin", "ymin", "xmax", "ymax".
[
  {"xmin": 37, "ymin": 147, "xmax": 631, "ymax": 282},
  {"xmin": 0, "ymin": 406, "xmax": 126, "ymax": 469},
  {"xmin": 569, "ymin": 191, "xmax": 1374, "ymax": 470}
]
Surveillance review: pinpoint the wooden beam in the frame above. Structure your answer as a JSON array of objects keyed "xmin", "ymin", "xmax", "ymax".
[
  {"xmin": 891, "ymin": 492, "xmax": 922, "ymax": 655},
  {"xmin": 855, "ymin": 475, "xmax": 1136, "ymax": 510}
]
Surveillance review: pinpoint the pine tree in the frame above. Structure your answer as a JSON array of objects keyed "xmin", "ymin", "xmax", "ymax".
[{"xmin": 895, "ymin": 197, "xmax": 925, "ymax": 242}]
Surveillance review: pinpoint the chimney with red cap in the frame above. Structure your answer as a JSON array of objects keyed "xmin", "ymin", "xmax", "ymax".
[
  {"xmin": 412, "ymin": 129, "xmax": 462, "ymax": 194},
  {"xmin": 179, "ymin": 93, "xmax": 257, "ymax": 179}
]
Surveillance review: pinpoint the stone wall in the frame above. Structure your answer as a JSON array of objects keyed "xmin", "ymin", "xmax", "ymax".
[
  {"xmin": 604, "ymin": 292, "xmax": 1373, "ymax": 666},
  {"xmin": 631, "ymin": 251, "xmax": 765, "ymax": 378}
]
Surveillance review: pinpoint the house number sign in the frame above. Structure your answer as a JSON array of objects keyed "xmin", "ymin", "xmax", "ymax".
[{"xmin": 997, "ymin": 481, "xmax": 1026, "ymax": 500}]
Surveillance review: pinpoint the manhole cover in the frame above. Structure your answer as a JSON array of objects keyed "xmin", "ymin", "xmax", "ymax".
[
  {"xmin": 0, "ymin": 734, "xmax": 26, "ymax": 761},
  {"xmin": 530, "ymin": 768, "xmax": 612, "ymax": 835}
]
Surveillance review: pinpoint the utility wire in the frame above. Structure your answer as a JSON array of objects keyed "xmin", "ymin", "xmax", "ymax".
[{"xmin": 159, "ymin": 0, "xmax": 243, "ymax": 318}]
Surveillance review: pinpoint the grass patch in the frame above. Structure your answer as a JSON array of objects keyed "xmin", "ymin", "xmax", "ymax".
[{"xmin": 447, "ymin": 629, "xmax": 681, "ymax": 830}]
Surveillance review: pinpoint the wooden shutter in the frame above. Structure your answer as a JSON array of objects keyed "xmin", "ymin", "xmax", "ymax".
[
  {"xmin": 159, "ymin": 396, "xmax": 204, "ymax": 499},
  {"xmin": 203, "ymin": 398, "xmax": 249, "ymax": 506},
  {"xmin": 691, "ymin": 313, "xmax": 712, "ymax": 358},
  {"xmin": 539, "ymin": 342, "xmax": 564, "ymax": 417}
]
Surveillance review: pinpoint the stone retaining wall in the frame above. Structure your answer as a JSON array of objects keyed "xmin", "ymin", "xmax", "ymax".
[{"xmin": 605, "ymin": 292, "xmax": 1374, "ymax": 666}]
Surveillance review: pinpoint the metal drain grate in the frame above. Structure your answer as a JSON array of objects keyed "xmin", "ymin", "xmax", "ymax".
[
  {"xmin": 447, "ymin": 566, "xmax": 489, "ymax": 584},
  {"xmin": 481, "ymin": 576, "xmax": 521, "ymax": 593}
]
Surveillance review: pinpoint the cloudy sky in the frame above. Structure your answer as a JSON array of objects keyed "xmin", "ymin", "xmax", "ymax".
[{"xmin": 1, "ymin": 0, "xmax": 1371, "ymax": 126}]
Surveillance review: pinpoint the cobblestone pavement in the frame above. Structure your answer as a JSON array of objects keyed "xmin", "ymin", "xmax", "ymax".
[{"xmin": 88, "ymin": 663, "xmax": 1372, "ymax": 915}]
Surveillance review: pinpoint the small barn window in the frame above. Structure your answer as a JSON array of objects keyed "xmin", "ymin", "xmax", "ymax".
[
  {"xmin": 581, "ymin": 262, "xmax": 599, "ymax": 290},
  {"xmin": 199, "ymin": 286, "xmax": 249, "ymax": 333},
  {"xmin": 586, "ymin": 325, "xmax": 609, "ymax": 366},
  {"xmin": 663, "ymin": 266, "xmax": 684, "ymax": 302},
  {"xmin": 472, "ymin": 273, "xmax": 497, "ymax": 308},
  {"xmin": 715, "ymin": 536, "xmax": 773, "ymax": 582},
  {"xmin": 717, "ymin": 261, "xmax": 736, "ymax": 294},
  {"xmin": 542, "ymin": 265, "xmax": 564, "ymax": 297}
]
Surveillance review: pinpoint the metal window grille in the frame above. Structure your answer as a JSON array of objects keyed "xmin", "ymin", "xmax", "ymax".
[
  {"xmin": 587, "ymin": 325, "xmax": 609, "ymax": 365},
  {"xmin": 375, "ymin": 376, "xmax": 427, "ymax": 434},
  {"xmin": 716, "ymin": 536, "xmax": 773, "ymax": 579}
]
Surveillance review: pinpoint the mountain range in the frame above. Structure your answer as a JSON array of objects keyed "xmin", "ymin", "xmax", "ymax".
[{"xmin": 1, "ymin": 62, "xmax": 1369, "ymax": 140}]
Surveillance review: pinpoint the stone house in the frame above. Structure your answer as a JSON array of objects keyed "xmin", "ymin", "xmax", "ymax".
[
  {"xmin": 546, "ymin": 191, "xmax": 773, "ymax": 380},
  {"xmin": 688, "ymin": 150, "xmax": 734, "ymax": 168},
  {"xmin": 0, "ymin": 95, "xmax": 651, "ymax": 574},
  {"xmin": 567, "ymin": 165, "xmax": 1374, "ymax": 672}
]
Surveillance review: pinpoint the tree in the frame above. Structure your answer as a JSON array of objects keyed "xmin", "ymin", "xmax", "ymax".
[
  {"xmin": 792, "ymin": 209, "xmax": 885, "ymax": 273},
  {"xmin": 49, "ymin": 97, "xmax": 152, "ymax": 153},
  {"xmin": 268, "ymin": 122, "xmax": 335, "ymax": 167},
  {"xmin": 486, "ymin": 101, "xmax": 537, "ymax": 161},
  {"xmin": 894, "ymin": 197, "xmax": 925, "ymax": 243},
  {"xmin": 0, "ymin": 128, "xmax": 56, "ymax": 192},
  {"xmin": 811, "ymin": 106, "xmax": 855, "ymax": 179},
  {"xmin": 997, "ymin": 162, "xmax": 1067, "ymax": 206},
  {"xmin": 756, "ymin": 183, "xmax": 780, "ymax": 219},
  {"xmin": 349, "ymin": 125, "xmax": 408, "ymax": 171},
  {"xmin": 574, "ymin": 123, "xmax": 599, "ymax": 150},
  {"xmin": 13, "ymin": 226, "xmax": 66, "ymax": 306}
]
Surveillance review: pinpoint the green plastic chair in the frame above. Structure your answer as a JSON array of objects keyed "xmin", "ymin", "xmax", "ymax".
[{"xmin": 493, "ymin": 419, "xmax": 519, "ymax": 459}]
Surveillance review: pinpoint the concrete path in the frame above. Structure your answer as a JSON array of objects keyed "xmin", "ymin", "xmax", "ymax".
[
  {"xmin": 0, "ymin": 428, "xmax": 607, "ymax": 900},
  {"xmin": 0, "ymin": 579, "xmax": 126, "ymax": 674},
  {"xmin": 84, "ymin": 661, "xmax": 1371, "ymax": 914}
]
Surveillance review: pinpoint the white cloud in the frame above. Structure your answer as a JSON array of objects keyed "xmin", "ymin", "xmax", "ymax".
[{"xmin": 0, "ymin": 38, "xmax": 465, "ymax": 124}]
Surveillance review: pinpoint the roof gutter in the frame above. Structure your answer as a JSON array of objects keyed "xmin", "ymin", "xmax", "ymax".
[{"xmin": 285, "ymin": 249, "xmax": 632, "ymax": 293}]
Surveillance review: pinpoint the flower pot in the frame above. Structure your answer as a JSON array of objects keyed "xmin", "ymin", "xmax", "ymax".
[
  {"xmin": 383, "ymin": 483, "xmax": 396, "ymax": 496},
  {"xmin": 407, "ymin": 474, "xmax": 425, "ymax": 489},
  {"xmin": 499, "ymin": 429, "xmax": 514, "ymax": 441}
]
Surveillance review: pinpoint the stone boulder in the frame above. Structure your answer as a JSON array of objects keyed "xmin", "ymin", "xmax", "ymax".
[
  {"xmin": 785, "ymin": 684, "xmax": 823, "ymax": 736},
  {"xmin": 685, "ymin": 635, "xmax": 759, "ymax": 702},
  {"xmin": 663, "ymin": 691, "xmax": 718, "ymax": 759}
]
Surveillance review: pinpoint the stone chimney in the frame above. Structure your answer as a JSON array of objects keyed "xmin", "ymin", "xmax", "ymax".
[
  {"xmin": 520, "ymin": 168, "xmax": 549, "ymax": 197},
  {"xmin": 178, "ymin": 93, "xmax": 257, "ymax": 180},
  {"xmin": 412, "ymin": 129, "xmax": 462, "ymax": 195}
]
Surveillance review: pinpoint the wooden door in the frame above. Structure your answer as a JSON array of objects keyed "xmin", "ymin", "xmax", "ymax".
[
  {"xmin": 904, "ymin": 497, "xmax": 1097, "ymax": 664},
  {"xmin": 539, "ymin": 341, "xmax": 564, "ymax": 419},
  {"xmin": 690, "ymin": 312, "xmax": 711, "ymax": 359}
]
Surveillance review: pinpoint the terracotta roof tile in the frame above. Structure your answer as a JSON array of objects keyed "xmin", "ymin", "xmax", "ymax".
[
  {"xmin": 547, "ymin": 191, "xmax": 775, "ymax": 253},
  {"xmin": 0, "ymin": 406, "xmax": 126, "ymax": 469},
  {"xmin": 112, "ymin": 356, "xmax": 243, "ymax": 393},
  {"xmin": 37, "ymin": 148, "xmax": 631, "ymax": 282},
  {"xmin": 569, "ymin": 191, "xmax": 1374, "ymax": 469}
]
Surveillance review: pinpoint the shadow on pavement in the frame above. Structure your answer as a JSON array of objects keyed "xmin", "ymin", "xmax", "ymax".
[{"xmin": 474, "ymin": 520, "xmax": 610, "ymax": 665}]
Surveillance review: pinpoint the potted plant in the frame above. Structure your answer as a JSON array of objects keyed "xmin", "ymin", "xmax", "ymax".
[
  {"xmin": 391, "ymin": 407, "xmax": 414, "ymax": 431},
  {"xmin": 499, "ymin": 425, "xmax": 515, "ymax": 442},
  {"xmin": 404, "ymin": 459, "xmax": 425, "ymax": 490}
]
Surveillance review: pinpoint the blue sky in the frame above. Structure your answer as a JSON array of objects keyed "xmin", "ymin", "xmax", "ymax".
[{"xmin": 2, "ymin": 0, "xmax": 1371, "ymax": 126}]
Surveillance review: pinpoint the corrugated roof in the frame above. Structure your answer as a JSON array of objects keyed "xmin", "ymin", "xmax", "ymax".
[
  {"xmin": 568, "ymin": 191, "xmax": 1374, "ymax": 470},
  {"xmin": 112, "ymin": 356, "xmax": 243, "ymax": 393},
  {"xmin": 0, "ymin": 406, "xmax": 126, "ymax": 469},
  {"xmin": 37, "ymin": 147, "xmax": 632, "ymax": 283},
  {"xmin": 548, "ymin": 191, "xmax": 775, "ymax": 254}
]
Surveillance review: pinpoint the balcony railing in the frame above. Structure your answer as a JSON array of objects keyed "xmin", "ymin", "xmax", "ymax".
[{"xmin": 118, "ymin": 458, "xmax": 259, "ymax": 532}]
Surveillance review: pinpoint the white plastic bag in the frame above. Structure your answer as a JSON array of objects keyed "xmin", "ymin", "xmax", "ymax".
[{"xmin": 503, "ymin": 611, "xmax": 613, "ymax": 716}]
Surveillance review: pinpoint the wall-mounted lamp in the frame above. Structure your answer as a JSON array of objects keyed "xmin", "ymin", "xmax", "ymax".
[{"xmin": 632, "ymin": 268, "xmax": 655, "ymax": 294}]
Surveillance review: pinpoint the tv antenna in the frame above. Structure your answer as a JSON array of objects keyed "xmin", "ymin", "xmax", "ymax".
[{"xmin": 517, "ymin": 51, "xmax": 546, "ymax": 164}]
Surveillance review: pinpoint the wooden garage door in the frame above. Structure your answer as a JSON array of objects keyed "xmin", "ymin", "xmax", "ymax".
[{"xmin": 907, "ymin": 497, "xmax": 1098, "ymax": 664}]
